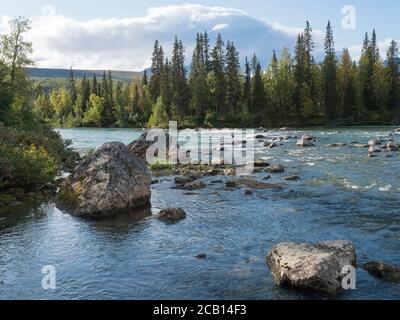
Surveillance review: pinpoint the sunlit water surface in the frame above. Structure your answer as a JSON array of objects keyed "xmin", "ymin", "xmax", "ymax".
[{"xmin": 0, "ymin": 127, "xmax": 399, "ymax": 300}]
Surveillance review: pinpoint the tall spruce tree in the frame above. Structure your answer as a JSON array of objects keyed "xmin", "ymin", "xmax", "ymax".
[
  {"xmin": 243, "ymin": 57, "xmax": 252, "ymax": 113},
  {"xmin": 322, "ymin": 21, "xmax": 338, "ymax": 121},
  {"xmin": 225, "ymin": 41, "xmax": 242, "ymax": 115},
  {"xmin": 337, "ymin": 49, "xmax": 357, "ymax": 121},
  {"xmin": 210, "ymin": 33, "xmax": 226, "ymax": 116},
  {"xmin": 189, "ymin": 33, "xmax": 209, "ymax": 125},
  {"xmin": 67, "ymin": 67, "xmax": 77, "ymax": 104},
  {"xmin": 149, "ymin": 40, "xmax": 164, "ymax": 102},
  {"xmin": 171, "ymin": 36, "xmax": 189, "ymax": 119},
  {"xmin": 386, "ymin": 40, "xmax": 400, "ymax": 112}
]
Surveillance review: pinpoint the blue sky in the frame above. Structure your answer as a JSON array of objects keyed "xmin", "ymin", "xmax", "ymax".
[{"xmin": 0, "ymin": 1, "xmax": 399, "ymax": 70}]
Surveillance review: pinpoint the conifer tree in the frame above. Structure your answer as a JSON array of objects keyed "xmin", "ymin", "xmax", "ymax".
[
  {"xmin": 322, "ymin": 21, "xmax": 338, "ymax": 120},
  {"xmin": 386, "ymin": 40, "xmax": 400, "ymax": 112},
  {"xmin": 171, "ymin": 36, "xmax": 189, "ymax": 119},
  {"xmin": 225, "ymin": 41, "xmax": 242, "ymax": 115}
]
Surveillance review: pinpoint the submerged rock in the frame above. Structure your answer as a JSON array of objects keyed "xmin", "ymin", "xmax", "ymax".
[
  {"xmin": 326, "ymin": 143, "xmax": 347, "ymax": 148},
  {"xmin": 155, "ymin": 208, "xmax": 187, "ymax": 222},
  {"xmin": 266, "ymin": 164, "xmax": 285, "ymax": 174},
  {"xmin": 283, "ymin": 175, "xmax": 301, "ymax": 181},
  {"xmin": 226, "ymin": 177, "xmax": 283, "ymax": 190},
  {"xmin": 176, "ymin": 180, "xmax": 206, "ymax": 191},
  {"xmin": 254, "ymin": 159, "xmax": 270, "ymax": 168},
  {"xmin": 363, "ymin": 262, "xmax": 400, "ymax": 282},
  {"xmin": 266, "ymin": 240, "xmax": 356, "ymax": 295},
  {"xmin": 58, "ymin": 142, "xmax": 151, "ymax": 218}
]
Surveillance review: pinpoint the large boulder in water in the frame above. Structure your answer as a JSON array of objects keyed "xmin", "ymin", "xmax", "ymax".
[
  {"xmin": 58, "ymin": 142, "xmax": 151, "ymax": 218},
  {"xmin": 266, "ymin": 240, "xmax": 356, "ymax": 295}
]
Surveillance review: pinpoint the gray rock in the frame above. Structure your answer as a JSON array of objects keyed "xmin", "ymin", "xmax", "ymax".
[
  {"xmin": 363, "ymin": 262, "xmax": 400, "ymax": 282},
  {"xmin": 368, "ymin": 138, "xmax": 382, "ymax": 146},
  {"xmin": 155, "ymin": 208, "xmax": 187, "ymax": 222},
  {"xmin": 266, "ymin": 240, "xmax": 356, "ymax": 295},
  {"xmin": 177, "ymin": 180, "xmax": 206, "ymax": 190},
  {"xmin": 265, "ymin": 141, "xmax": 278, "ymax": 149},
  {"xmin": 226, "ymin": 178, "xmax": 283, "ymax": 190},
  {"xmin": 256, "ymin": 134, "xmax": 267, "ymax": 139},
  {"xmin": 174, "ymin": 176, "xmax": 198, "ymax": 186},
  {"xmin": 302, "ymin": 134, "xmax": 316, "ymax": 141},
  {"xmin": 387, "ymin": 141, "xmax": 399, "ymax": 152},
  {"xmin": 254, "ymin": 159, "xmax": 270, "ymax": 168},
  {"xmin": 296, "ymin": 135, "xmax": 315, "ymax": 147},
  {"xmin": 368, "ymin": 146, "xmax": 382, "ymax": 153},
  {"xmin": 266, "ymin": 164, "xmax": 285, "ymax": 173},
  {"xmin": 58, "ymin": 142, "xmax": 151, "ymax": 218}
]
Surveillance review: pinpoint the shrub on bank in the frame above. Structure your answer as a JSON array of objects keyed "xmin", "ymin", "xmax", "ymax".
[{"xmin": 0, "ymin": 143, "xmax": 57, "ymax": 187}]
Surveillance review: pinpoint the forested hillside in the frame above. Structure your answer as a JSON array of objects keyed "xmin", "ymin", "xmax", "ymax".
[{"xmin": 32, "ymin": 21, "xmax": 400, "ymax": 128}]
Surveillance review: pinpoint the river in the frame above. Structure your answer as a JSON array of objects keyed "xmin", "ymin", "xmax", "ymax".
[{"xmin": 0, "ymin": 127, "xmax": 399, "ymax": 299}]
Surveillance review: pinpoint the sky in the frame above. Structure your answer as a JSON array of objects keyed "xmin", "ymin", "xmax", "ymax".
[{"xmin": 0, "ymin": 0, "xmax": 399, "ymax": 71}]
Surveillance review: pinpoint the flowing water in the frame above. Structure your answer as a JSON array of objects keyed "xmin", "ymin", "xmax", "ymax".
[{"xmin": 0, "ymin": 127, "xmax": 399, "ymax": 300}]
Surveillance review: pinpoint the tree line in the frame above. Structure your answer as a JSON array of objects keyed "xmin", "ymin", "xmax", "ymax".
[{"xmin": 33, "ymin": 21, "xmax": 400, "ymax": 128}]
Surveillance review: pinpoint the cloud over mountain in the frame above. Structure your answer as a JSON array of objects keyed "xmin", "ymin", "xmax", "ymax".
[{"xmin": 0, "ymin": 4, "xmax": 324, "ymax": 71}]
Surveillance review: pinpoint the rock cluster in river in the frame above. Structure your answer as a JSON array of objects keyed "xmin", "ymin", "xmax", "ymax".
[{"xmin": 58, "ymin": 142, "xmax": 151, "ymax": 218}]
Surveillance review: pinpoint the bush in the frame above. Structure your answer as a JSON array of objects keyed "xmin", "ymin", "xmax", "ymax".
[
  {"xmin": 0, "ymin": 123, "xmax": 76, "ymax": 164},
  {"xmin": 0, "ymin": 143, "xmax": 58, "ymax": 187},
  {"xmin": 149, "ymin": 161, "xmax": 174, "ymax": 171}
]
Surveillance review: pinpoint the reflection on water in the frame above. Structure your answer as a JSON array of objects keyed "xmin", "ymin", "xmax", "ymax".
[{"xmin": 0, "ymin": 127, "xmax": 399, "ymax": 300}]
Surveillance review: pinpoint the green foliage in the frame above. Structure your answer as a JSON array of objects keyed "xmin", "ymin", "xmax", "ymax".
[
  {"xmin": 83, "ymin": 94, "xmax": 104, "ymax": 127},
  {"xmin": 149, "ymin": 161, "xmax": 173, "ymax": 171},
  {"xmin": 0, "ymin": 143, "xmax": 57, "ymax": 187},
  {"xmin": 148, "ymin": 96, "xmax": 169, "ymax": 128}
]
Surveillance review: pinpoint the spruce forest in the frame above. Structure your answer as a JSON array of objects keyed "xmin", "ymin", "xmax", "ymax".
[{"xmin": 34, "ymin": 21, "xmax": 400, "ymax": 128}]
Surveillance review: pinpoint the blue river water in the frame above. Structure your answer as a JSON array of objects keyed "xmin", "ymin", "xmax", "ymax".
[{"xmin": 0, "ymin": 127, "xmax": 399, "ymax": 300}]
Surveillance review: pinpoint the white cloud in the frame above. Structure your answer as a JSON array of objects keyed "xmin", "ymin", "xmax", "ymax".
[
  {"xmin": 212, "ymin": 23, "xmax": 229, "ymax": 31},
  {"xmin": 0, "ymin": 4, "xmax": 324, "ymax": 70}
]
